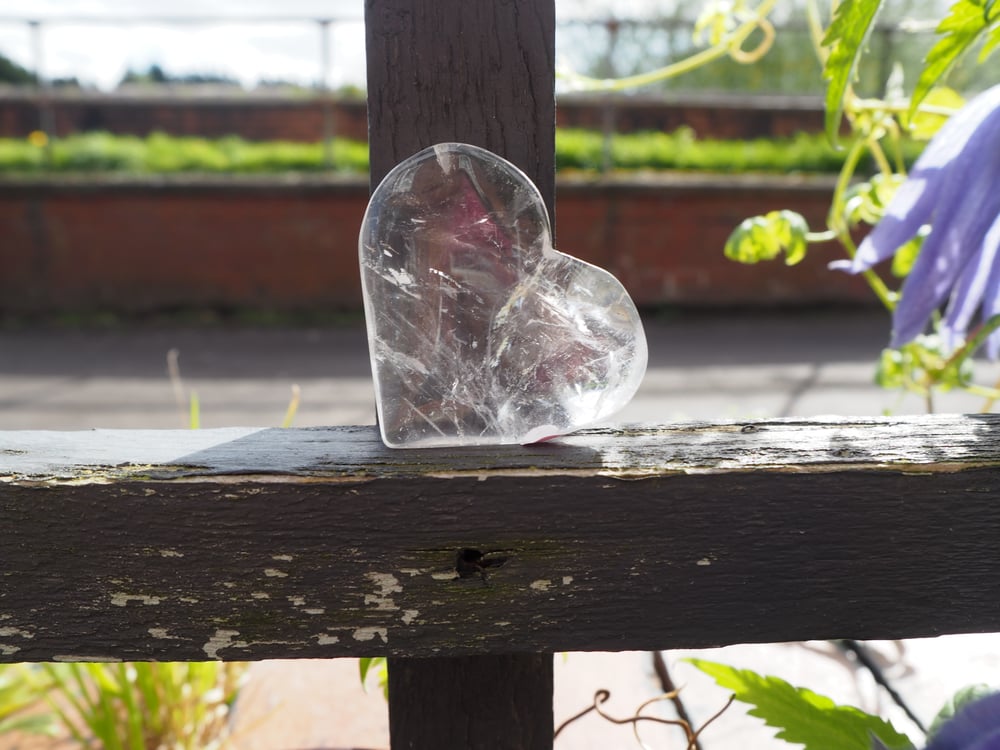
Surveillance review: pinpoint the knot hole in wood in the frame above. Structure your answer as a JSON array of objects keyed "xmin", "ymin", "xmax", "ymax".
[{"xmin": 455, "ymin": 548, "xmax": 511, "ymax": 585}]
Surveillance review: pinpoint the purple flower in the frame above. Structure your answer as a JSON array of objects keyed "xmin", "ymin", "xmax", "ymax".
[
  {"xmin": 833, "ymin": 84, "xmax": 1000, "ymax": 358},
  {"xmin": 924, "ymin": 693, "xmax": 1000, "ymax": 750}
]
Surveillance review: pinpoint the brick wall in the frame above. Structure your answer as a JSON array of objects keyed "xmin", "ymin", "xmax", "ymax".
[{"xmin": 0, "ymin": 174, "xmax": 872, "ymax": 315}]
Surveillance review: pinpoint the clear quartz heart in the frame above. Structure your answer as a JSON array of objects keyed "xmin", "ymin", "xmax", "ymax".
[{"xmin": 359, "ymin": 143, "xmax": 647, "ymax": 448}]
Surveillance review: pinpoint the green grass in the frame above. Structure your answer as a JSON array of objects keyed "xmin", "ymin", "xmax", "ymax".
[
  {"xmin": 1, "ymin": 661, "xmax": 245, "ymax": 749},
  {"xmin": 0, "ymin": 128, "xmax": 922, "ymax": 176}
]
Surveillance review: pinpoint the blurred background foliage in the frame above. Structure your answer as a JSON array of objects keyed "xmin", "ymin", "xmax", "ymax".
[{"xmin": 0, "ymin": 0, "xmax": 994, "ymax": 97}]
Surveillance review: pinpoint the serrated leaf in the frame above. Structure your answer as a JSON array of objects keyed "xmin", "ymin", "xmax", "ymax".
[
  {"xmin": 689, "ymin": 659, "xmax": 915, "ymax": 750},
  {"xmin": 822, "ymin": 0, "xmax": 884, "ymax": 142},
  {"xmin": 910, "ymin": 0, "xmax": 1000, "ymax": 117}
]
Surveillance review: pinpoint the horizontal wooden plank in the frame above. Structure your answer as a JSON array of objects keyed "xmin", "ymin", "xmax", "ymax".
[{"xmin": 2, "ymin": 415, "xmax": 1000, "ymax": 662}]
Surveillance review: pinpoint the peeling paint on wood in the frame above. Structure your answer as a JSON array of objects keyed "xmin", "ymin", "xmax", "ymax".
[
  {"xmin": 4, "ymin": 417, "xmax": 999, "ymax": 485},
  {"xmin": 2, "ymin": 417, "xmax": 1000, "ymax": 662}
]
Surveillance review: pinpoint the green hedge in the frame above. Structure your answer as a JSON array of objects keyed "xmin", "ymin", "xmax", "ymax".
[
  {"xmin": 0, "ymin": 129, "xmax": 921, "ymax": 175},
  {"xmin": 0, "ymin": 132, "xmax": 370, "ymax": 174}
]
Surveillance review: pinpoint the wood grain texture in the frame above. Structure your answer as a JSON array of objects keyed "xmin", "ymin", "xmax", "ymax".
[
  {"xmin": 3, "ymin": 416, "xmax": 1000, "ymax": 662},
  {"xmin": 388, "ymin": 655, "xmax": 554, "ymax": 749},
  {"xmin": 365, "ymin": 0, "xmax": 556, "ymax": 220}
]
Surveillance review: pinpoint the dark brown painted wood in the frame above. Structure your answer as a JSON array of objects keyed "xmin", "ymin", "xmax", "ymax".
[
  {"xmin": 388, "ymin": 654, "xmax": 554, "ymax": 750},
  {"xmin": 3, "ymin": 416, "xmax": 1000, "ymax": 664},
  {"xmin": 365, "ymin": 0, "xmax": 556, "ymax": 221},
  {"xmin": 365, "ymin": 0, "xmax": 555, "ymax": 748},
  {"xmin": 365, "ymin": 0, "xmax": 557, "ymax": 744}
]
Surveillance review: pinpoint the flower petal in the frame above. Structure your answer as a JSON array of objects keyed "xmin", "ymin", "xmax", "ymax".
[
  {"xmin": 912, "ymin": 84, "xmax": 1000, "ymax": 172},
  {"xmin": 925, "ymin": 693, "xmax": 1000, "ymax": 750},
  {"xmin": 942, "ymin": 211, "xmax": 1000, "ymax": 350},
  {"xmin": 833, "ymin": 84, "xmax": 1000, "ymax": 278},
  {"xmin": 892, "ymin": 161, "xmax": 1000, "ymax": 346},
  {"xmin": 977, "ymin": 218, "xmax": 1000, "ymax": 360}
]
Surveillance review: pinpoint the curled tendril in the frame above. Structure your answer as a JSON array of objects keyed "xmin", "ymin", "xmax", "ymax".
[
  {"xmin": 554, "ymin": 688, "xmax": 736, "ymax": 749},
  {"xmin": 728, "ymin": 15, "xmax": 775, "ymax": 63},
  {"xmin": 555, "ymin": 0, "xmax": 779, "ymax": 93}
]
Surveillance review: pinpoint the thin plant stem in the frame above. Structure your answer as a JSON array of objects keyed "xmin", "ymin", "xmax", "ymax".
[
  {"xmin": 916, "ymin": 314, "xmax": 1000, "ymax": 411},
  {"xmin": 839, "ymin": 640, "xmax": 927, "ymax": 735},
  {"xmin": 980, "ymin": 373, "xmax": 1000, "ymax": 412},
  {"xmin": 652, "ymin": 651, "xmax": 702, "ymax": 750},
  {"xmin": 828, "ymin": 136, "xmax": 896, "ymax": 311},
  {"xmin": 806, "ymin": 0, "xmax": 827, "ymax": 65},
  {"xmin": 867, "ymin": 136, "xmax": 894, "ymax": 179},
  {"xmin": 281, "ymin": 384, "xmax": 302, "ymax": 428},
  {"xmin": 559, "ymin": 0, "xmax": 779, "ymax": 92}
]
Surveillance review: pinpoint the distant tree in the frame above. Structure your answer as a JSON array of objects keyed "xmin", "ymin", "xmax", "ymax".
[
  {"xmin": 118, "ymin": 64, "xmax": 238, "ymax": 88},
  {"xmin": 119, "ymin": 64, "xmax": 168, "ymax": 86},
  {"xmin": 0, "ymin": 52, "xmax": 36, "ymax": 84},
  {"xmin": 173, "ymin": 71, "xmax": 239, "ymax": 85},
  {"xmin": 51, "ymin": 76, "xmax": 82, "ymax": 88},
  {"xmin": 335, "ymin": 83, "xmax": 367, "ymax": 99}
]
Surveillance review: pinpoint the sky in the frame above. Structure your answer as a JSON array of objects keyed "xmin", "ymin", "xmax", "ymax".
[{"xmin": 0, "ymin": 0, "xmax": 671, "ymax": 91}]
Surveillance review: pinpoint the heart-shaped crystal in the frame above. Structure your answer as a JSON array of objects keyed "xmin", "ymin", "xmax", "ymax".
[{"xmin": 359, "ymin": 143, "xmax": 647, "ymax": 448}]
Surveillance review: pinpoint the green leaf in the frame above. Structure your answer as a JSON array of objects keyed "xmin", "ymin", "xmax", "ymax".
[
  {"xmin": 725, "ymin": 217, "xmax": 778, "ymax": 264},
  {"xmin": 724, "ymin": 211, "xmax": 811, "ymax": 265},
  {"xmin": 359, "ymin": 657, "xmax": 373, "ymax": 683},
  {"xmin": 0, "ymin": 713, "xmax": 58, "ymax": 736},
  {"xmin": 981, "ymin": 21, "xmax": 1000, "ymax": 58},
  {"xmin": 910, "ymin": 0, "xmax": 1000, "ymax": 117},
  {"xmin": 904, "ymin": 87, "xmax": 965, "ymax": 140},
  {"xmin": 0, "ymin": 666, "xmax": 57, "ymax": 736},
  {"xmin": 768, "ymin": 210, "xmax": 810, "ymax": 266},
  {"xmin": 822, "ymin": 0, "xmax": 884, "ymax": 142},
  {"xmin": 359, "ymin": 657, "xmax": 389, "ymax": 700},
  {"xmin": 689, "ymin": 659, "xmax": 915, "ymax": 750},
  {"xmin": 359, "ymin": 656, "xmax": 384, "ymax": 685},
  {"xmin": 876, "ymin": 347, "xmax": 907, "ymax": 389},
  {"xmin": 929, "ymin": 684, "xmax": 997, "ymax": 738},
  {"xmin": 891, "ymin": 226, "xmax": 928, "ymax": 277},
  {"xmin": 843, "ymin": 174, "xmax": 906, "ymax": 227}
]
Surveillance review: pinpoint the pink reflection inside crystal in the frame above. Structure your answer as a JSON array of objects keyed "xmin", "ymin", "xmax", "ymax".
[{"xmin": 359, "ymin": 143, "xmax": 647, "ymax": 448}]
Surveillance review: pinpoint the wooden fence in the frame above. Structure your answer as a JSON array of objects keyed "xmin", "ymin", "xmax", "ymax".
[{"xmin": 4, "ymin": 2, "xmax": 1000, "ymax": 748}]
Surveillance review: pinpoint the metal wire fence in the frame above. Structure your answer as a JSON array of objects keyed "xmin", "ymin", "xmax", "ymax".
[{"xmin": 0, "ymin": 12, "xmax": 992, "ymax": 144}]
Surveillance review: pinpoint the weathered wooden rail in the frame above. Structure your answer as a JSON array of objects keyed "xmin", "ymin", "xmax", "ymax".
[{"xmin": 4, "ymin": 417, "xmax": 1000, "ymax": 746}]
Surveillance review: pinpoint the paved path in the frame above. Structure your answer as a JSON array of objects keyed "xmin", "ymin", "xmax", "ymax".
[
  {"xmin": 3, "ymin": 309, "xmax": 996, "ymax": 431},
  {"xmin": 3, "ymin": 309, "xmax": 999, "ymax": 749}
]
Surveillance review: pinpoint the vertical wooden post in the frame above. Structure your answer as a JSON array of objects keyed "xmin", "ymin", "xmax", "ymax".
[
  {"xmin": 365, "ymin": 0, "xmax": 556, "ymax": 747},
  {"xmin": 364, "ymin": 0, "xmax": 556, "ymax": 220},
  {"xmin": 387, "ymin": 654, "xmax": 554, "ymax": 750}
]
